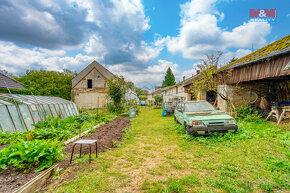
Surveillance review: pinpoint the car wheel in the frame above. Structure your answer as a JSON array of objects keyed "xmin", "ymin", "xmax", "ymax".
[
  {"xmin": 185, "ymin": 124, "xmax": 197, "ymax": 136},
  {"xmin": 184, "ymin": 123, "xmax": 189, "ymax": 132}
]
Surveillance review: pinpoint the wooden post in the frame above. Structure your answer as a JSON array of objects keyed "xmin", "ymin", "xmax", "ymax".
[
  {"xmin": 97, "ymin": 96, "xmax": 99, "ymax": 120},
  {"xmin": 79, "ymin": 119, "xmax": 81, "ymax": 139}
]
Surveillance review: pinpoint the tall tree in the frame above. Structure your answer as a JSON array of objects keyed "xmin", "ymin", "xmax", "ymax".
[
  {"xmin": 162, "ymin": 67, "xmax": 176, "ymax": 87},
  {"xmin": 15, "ymin": 69, "xmax": 76, "ymax": 100}
]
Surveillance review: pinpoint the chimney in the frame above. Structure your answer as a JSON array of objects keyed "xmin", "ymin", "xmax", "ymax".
[
  {"xmin": 196, "ymin": 70, "xmax": 200, "ymax": 75},
  {"xmin": 183, "ymin": 76, "xmax": 185, "ymax": 81}
]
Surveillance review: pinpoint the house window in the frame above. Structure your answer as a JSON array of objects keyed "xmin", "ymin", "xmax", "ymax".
[
  {"xmin": 87, "ymin": 79, "xmax": 92, "ymax": 88},
  {"xmin": 97, "ymin": 76, "xmax": 100, "ymax": 78}
]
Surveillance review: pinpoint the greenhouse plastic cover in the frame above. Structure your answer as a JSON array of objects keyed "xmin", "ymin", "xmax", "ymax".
[{"xmin": 0, "ymin": 94, "xmax": 79, "ymax": 132}]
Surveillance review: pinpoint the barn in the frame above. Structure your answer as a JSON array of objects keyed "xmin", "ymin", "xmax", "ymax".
[
  {"xmin": 71, "ymin": 61, "xmax": 138, "ymax": 109},
  {"xmin": 216, "ymin": 35, "xmax": 290, "ymax": 112}
]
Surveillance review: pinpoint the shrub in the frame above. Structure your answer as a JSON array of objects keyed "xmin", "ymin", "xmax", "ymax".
[
  {"xmin": 154, "ymin": 95, "xmax": 162, "ymax": 105},
  {"xmin": 236, "ymin": 105, "xmax": 264, "ymax": 122},
  {"xmin": 107, "ymin": 78, "xmax": 127, "ymax": 113},
  {"xmin": 0, "ymin": 140, "xmax": 64, "ymax": 172}
]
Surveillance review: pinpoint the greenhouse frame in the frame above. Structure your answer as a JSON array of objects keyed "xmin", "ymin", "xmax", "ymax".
[{"xmin": 0, "ymin": 94, "xmax": 79, "ymax": 132}]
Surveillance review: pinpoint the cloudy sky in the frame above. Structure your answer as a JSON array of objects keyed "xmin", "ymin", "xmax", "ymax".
[{"xmin": 0, "ymin": 0, "xmax": 289, "ymax": 90}]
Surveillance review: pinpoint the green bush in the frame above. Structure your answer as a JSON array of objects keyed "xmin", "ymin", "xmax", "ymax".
[
  {"xmin": 0, "ymin": 140, "xmax": 64, "ymax": 172},
  {"xmin": 236, "ymin": 105, "xmax": 264, "ymax": 122}
]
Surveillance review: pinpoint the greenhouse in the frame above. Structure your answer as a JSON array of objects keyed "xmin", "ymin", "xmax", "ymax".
[{"xmin": 0, "ymin": 93, "xmax": 79, "ymax": 132}]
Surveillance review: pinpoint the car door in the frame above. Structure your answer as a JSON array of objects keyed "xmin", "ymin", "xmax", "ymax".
[
  {"xmin": 179, "ymin": 103, "xmax": 185, "ymax": 124},
  {"xmin": 176, "ymin": 103, "xmax": 184, "ymax": 123},
  {"xmin": 175, "ymin": 104, "xmax": 181, "ymax": 121}
]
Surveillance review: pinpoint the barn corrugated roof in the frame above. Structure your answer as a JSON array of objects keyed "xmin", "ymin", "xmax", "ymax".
[
  {"xmin": 219, "ymin": 35, "xmax": 290, "ymax": 71},
  {"xmin": 0, "ymin": 72, "xmax": 27, "ymax": 89}
]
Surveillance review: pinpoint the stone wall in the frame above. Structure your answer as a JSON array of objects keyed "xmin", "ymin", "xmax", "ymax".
[
  {"xmin": 72, "ymin": 68, "xmax": 108, "ymax": 109},
  {"xmin": 216, "ymin": 81, "xmax": 287, "ymax": 112}
]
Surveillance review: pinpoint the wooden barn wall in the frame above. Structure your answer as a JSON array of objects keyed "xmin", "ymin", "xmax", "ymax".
[{"xmin": 219, "ymin": 54, "xmax": 290, "ymax": 84}]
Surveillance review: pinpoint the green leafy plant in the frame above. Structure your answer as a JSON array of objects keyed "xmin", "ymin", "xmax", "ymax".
[
  {"xmin": 236, "ymin": 105, "xmax": 264, "ymax": 122},
  {"xmin": 107, "ymin": 77, "xmax": 127, "ymax": 113},
  {"xmin": 154, "ymin": 94, "xmax": 162, "ymax": 105},
  {"xmin": 0, "ymin": 113, "xmax": 116, "ymax": 145},
  {"xmin": 0, "ymin": 140, "xmax": 64, "ymax": 172}
]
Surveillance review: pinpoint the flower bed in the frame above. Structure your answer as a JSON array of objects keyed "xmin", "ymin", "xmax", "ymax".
[{"xmin": 0, "ymin": 111, "xmax": 116, "ymax": 172}]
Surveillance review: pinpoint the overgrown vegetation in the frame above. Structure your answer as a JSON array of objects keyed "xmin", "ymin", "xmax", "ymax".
[
  {"xmin": 106, "ymin": 77, "xmax": 127, "ymax": 113},
  {"xmin": 0, "ymin": 111, "xmax": 116, "ymax": 172},
  {"xmin": 0, "ymin": 140, "xmax": 64, "ymax": 172},
  {"xmin": 154, "ymin": 94, "xmax": 162, "ymax": 105},
  {"xmin": 46, "ymin": 108, "xmax": 289, "ymax": 192},
  {"xmin": 236, "ymin": 105, "xmax": 264, "ymax": 122},
  {"xmin": 0, "ymin": 113, "xmax": 116, "ymax": 145}
]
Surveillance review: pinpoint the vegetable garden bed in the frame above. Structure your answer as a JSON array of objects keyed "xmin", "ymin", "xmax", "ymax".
[{"xmin": 0, "ymin": 111, "xmax": 118, "ymax": 193}]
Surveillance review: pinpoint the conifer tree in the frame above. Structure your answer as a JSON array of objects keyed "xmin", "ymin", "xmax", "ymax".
[{"xmin": 162, "ymin": 67, "xmax": 176, "ymax": 87}]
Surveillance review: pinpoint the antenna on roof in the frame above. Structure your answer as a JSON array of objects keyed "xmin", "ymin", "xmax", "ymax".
[{"xmin": 251, "ymin": 43, "xmax": 254, "ymax": 52}]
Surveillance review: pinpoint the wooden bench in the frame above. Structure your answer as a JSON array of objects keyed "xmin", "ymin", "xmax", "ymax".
[{"xmin": 278, "ymin": 106, "xmax": 290, "ymax": 125}]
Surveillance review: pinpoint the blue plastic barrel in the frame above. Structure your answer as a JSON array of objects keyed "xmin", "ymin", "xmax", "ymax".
[{"xmin": 162, "ymin": 110, "xmax": 167, "ymax": 117}]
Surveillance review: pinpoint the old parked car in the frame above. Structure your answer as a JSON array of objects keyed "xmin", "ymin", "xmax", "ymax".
[
  {"xmin": 163, "ymin": 102, "xmax": 178, "ymax": 114},
  {"xmin": 174, "ymin": 101, "xmax": 238, "ymax": 136}
]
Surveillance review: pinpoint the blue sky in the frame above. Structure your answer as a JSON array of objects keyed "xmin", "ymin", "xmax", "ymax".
[{"xmin": 0, "ymin": 0, "xmax": 289, "ymax": 90}]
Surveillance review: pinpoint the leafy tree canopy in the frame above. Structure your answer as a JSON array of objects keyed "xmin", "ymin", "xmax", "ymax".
[
  {"xmin": 107, "ymin": 77, "xmax": 127, "ymax": 107},
  {"xmin": 162, "ymin": 67, "xmax": 176, "ymax": 87},
  {"xmin": 14, "ymin": 69, "xmax": 76, "ymax": 100},
  {"xmin": 139, "ymin": 94, "xmax": 148, "ymax": 101},
  {"xmin": 154, "ymin": 94, "xmax": 162, "ymax": 105}
]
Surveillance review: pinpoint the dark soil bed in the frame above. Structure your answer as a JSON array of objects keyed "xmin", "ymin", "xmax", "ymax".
[{"xmin": 0, "ymin": 117, "xmax": 130, "ymax": 193}]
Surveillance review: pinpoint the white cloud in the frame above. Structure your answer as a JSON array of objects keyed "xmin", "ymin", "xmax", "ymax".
[
  {"xmin": 0, "ymin": 41, "xmax": 97, "ymax": 74},
  {"xmin": 221, "ymin": 49, "xmax": 252, "ymax": 65},
  {"xmin": 108, "ymin": 59, "xmax": 179, "ymax": 89},
  {"xmin": 78, "ymin": 0, "xmax": 164, "ymax": 67},
  {"xmin": 166, "ymin": 0, "xmax": 271, "ymax": 59}
]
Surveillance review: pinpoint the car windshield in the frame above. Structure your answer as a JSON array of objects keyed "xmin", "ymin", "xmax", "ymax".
[{"xmin": 184, "ymin": 101, "xmax": 216, "ymax": 112}]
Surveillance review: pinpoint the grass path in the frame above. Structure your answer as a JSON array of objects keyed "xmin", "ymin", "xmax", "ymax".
[{"xmin": 46, "ymin": 108, "xmax": 289, "ymax": 193}]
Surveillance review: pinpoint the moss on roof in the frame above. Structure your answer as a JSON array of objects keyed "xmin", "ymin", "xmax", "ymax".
[{"xmin": 219, "ymin": 35, "xmax": 290, "ymax": 71}]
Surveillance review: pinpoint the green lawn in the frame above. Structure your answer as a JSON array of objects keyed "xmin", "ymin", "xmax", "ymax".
[{"xmin": 46, "ymin": 108, "xmax": 289, "ymax": 193}]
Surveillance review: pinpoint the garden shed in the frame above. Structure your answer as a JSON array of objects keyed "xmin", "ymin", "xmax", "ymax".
[{"xmin": 0, "ymin": 94, "xmax": 79, "ymax": 132}]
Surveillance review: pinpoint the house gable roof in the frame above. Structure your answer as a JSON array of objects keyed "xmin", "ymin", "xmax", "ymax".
[
  {"xmin": 72, "ymin": 61, "xmax": 116, "ymax": 88},
  {"xmin": 0, "ymin": 72, "xmax": 27, "ymax": 89},
  {"xmin": 219, "ymin": 35, "xmax": 290, "ymax": 71}
]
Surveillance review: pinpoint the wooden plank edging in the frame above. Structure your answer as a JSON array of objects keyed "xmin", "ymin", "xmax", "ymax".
[
  {"xmin": 11, "ymin": 119, "xmax": 117, "ymax": 193},
  {"xmin": 64, "ymin": 123, "xmax": 103, "ymax": 145},
  {"xmin": 13, "ymin": 164, "xmax": 59, "ymax": 193}
]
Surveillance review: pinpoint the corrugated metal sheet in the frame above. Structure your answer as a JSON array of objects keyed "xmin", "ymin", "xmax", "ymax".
[{"xmin": 0, "ymin": 72, "xmax": 27, "ymax": 89}]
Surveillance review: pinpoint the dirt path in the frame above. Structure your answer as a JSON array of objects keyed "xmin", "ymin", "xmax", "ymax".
[{"xmin": 0, "ymin": 117, "xmax": 130, "ymax": 193}]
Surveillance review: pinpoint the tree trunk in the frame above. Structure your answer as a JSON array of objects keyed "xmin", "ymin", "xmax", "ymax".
[{"xmin": 215, "ymin": 90, "xmax": 237, "ymax": 117}]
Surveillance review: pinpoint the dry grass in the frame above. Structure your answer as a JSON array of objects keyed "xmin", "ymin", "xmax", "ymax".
[{"xmin": 44, "ymin": 107, "xmax": 289, "ymax": 193}]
